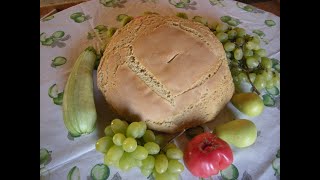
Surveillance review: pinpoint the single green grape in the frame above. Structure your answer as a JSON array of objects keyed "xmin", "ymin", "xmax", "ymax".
[
  {"xmin": 104, "ymin": 125, "xmax": 115, "ymax": 137},
  {"xmin": 126, "ymin": 122, "xmax": 141, "ymax": 138},
  {"xmin": 137, "ymin": 121, "xmax": 147, "ymax": 138},
  {"xmin": 209, "ymin": 21, "xmax": 219, "ymax": 31},
  {"xmin": 255, "ymin": 49, "xmax": 267, "ymax": 57},
  {"xmin": 113, "ymin": 133, "xmax": 126, "ymax": 146},
  {"xmin": 261, "ymin": 57, "xmax": 272, "ymax": 69},
  {"xmin": 163, "ymin": 143, "xmax": 177, "ymax": 152},
  {"xmin": 262, "ymin": 70, "xmax": 273, "ymax": 81},
  {"xmin": 216, "ymin": 23, "xmax": 229, "ymax": 32},
  {"xmin": 246, "ymin": 56, "xmax": 259, "ymax": 69},
  {"xmin": 244, "ymin": 49, "xmax": 254, "ymax": 58},
  {"xmin": 235, "ymin": 27, "xmax": 246, "ymax": 37},
  {"xmin": 237, "ymin": 72, "xmax": 248, "ymax": 82},
  {"xmin": 166, "ymin": 148, "xmax": 183, "ymax": 160},
  {"xmin": 111, "ymin": 119, "xmax": 128, "ymax": 134},
  {"xmin": 253, "ymin": 42, "xmax": 261, "ymax": 50},
  {"xmin": 122, "ymin": 137, "xmax": 137, "ymax": 152},
  {"xmin": 155, "ymin": 154, "xmax": 168, "ymax": 174},
  {"xmin": 266, "ymin": 79, "xmax": 274, "ymax": 89},
  {"xmin": 144, "ymin": 142, "xmax": 160, "ymax": 155},
  {"xmin": 234, "ymin": 48, "xmax": 243, "ymax": 60},
  {"xmin": 155, "ymin": 135, "xmax": 166, "ymax": 147},
  {"xmin": 235, "ymin": 37, "xmax": 245, "ymax": 46},
  {"xmin": 245, "ymin": 41, "xmax": 256, "ymax": 50},
  {"xmin": 153, "ymin": 170, "xmax": 179, "ymax": 180},
  {"xmin": 143, "ymin": 130, "xmax": 155, "ymax": 142},
  {"xmin": 231, "ymin": 67, "xmax": 241, "ymax": 76},
  {"xmin": 272, "ymin": 75, "xmax": 280, "ymax": 87},
  {"xmin": 106, "ymin": 145, "xmax": 124, "ymax": 162},
  {"xmin": 233, "ymin": 76, "xmax": 240, "ymax": 85},
  {"xmin": 224, "ymin": 42, "xmax": 236, "ymax": 52},
  {"xmin": 249, "ymin": 73, "xmax": 256, "ymax": 82},
  {"xmin": 168, "ymin": 159, "xmax": 184, "ymax": 173},
  {"xmin": 251, "ymin": 35, "xmax": 261, "ymax": 44},
  {"xmin": 193, "ymin": 16, "xmax": 208, "ymax": 26},
  {"xmin": 104, "ymin": 154, "xmax": 120, "ymax": 167},
  {"xmin": 96, "ymin": 136, "xmax": 114, "ymax": 153},
  {"xmin": 141, "ymin": 168, "xmax": 153, "ymax": 177},
  {"xmin": 253, "ymin": 54, "xmax": 262, "ymax": 63},
  {"xmin": 216, "ymin": 32, "xmax": 228, "ymax": 43},
  {"xmin": 141, "ymin": 155, "xmax": 155, "ymax": 169},
  {"xmin": 227, "ymin": 29, "xmax": 237, "ymax": 40},
  {"xmin": 253, "ymin": 74, "xmax": 266, "ymax": 91},
  {"xmin": 244, "ymin": 34, "xmax": 252, "ymax": 41},
  {"xmin": 226, "ymin": 51, "xmax": 232, "ymax": 59},
  {"xmin": 134, "ymin": 158, "xmax": 142, "ymax": 168},
  {"xmin": 131, "ymin": 145, "xmax": 148, "ymax": 160},
  {"xmin": 119, "ymin": 152, "xmax": 135, "ymax": 171}
]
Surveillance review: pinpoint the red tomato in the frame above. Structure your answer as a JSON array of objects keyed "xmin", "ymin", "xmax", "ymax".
[{"xmin": 183, "ymin": 132, "xmax": 233, "ymax": 178}]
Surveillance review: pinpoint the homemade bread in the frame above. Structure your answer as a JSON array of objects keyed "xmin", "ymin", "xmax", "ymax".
[{"xmin": 97, "ymin": 15, "xmax": 234, "ymax": 133}]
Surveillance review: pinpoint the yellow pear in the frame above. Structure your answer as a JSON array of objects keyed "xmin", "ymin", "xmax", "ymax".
[
  {"xmin": 231, "ymin": 93, "xmax": 264, "ymax": 117},
  {"xmin": 215, "ymin": 119, "xmax": 257, "ymax": 148}
]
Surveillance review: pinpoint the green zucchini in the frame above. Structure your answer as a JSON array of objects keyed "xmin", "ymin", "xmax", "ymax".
[{"xmin": 62, "ymin": 47, "xmax": 97, "ymax": 137}]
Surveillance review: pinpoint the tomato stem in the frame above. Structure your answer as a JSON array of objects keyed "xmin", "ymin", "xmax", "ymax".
[{"xmin": 200, "ymin": 138, "xmax": 221, "ymax": 153}]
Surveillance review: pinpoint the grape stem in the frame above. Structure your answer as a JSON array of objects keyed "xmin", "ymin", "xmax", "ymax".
[
  {"xmin": 245, "ymin": 71, "xmax": 260, "ymax": 95},
  {"xmin": 160, "ymin": 129, "xmax": 186, "ymax": 151},
  {"xmin": 242, "ymin": 61, "xmax": 261, "ymax": 95}
]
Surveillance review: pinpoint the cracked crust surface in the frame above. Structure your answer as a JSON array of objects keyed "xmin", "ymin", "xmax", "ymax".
[{"xmin": 97, "ymin": 15, "xmax": 234, "ymax": 133}]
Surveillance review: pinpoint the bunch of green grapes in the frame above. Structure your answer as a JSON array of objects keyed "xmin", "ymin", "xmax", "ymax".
[
  {"xmin": 95, "ymin": 119, "xmax": 184, "ymax": 180},
  {"xmin": 210, "ymin": 22, "xmax": 280, "ymax": 96}
]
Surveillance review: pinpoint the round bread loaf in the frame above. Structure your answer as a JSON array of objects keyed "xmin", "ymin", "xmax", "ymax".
[{"xmin": 97, "ymin": 15, "xmax": 234, "ymax": 133}]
